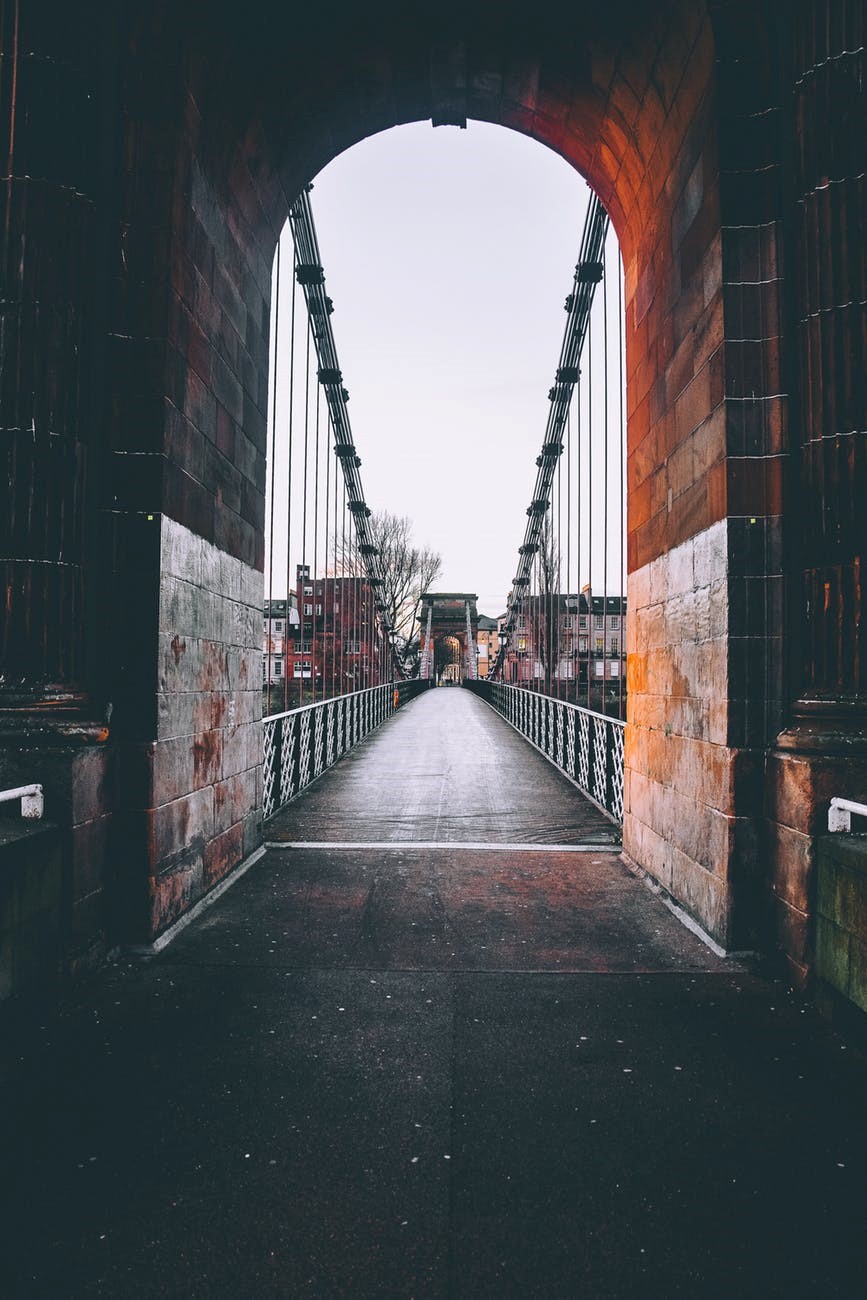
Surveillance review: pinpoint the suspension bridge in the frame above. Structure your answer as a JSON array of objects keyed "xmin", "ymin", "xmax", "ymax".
[
  {"xmin": 2, "ymin": 1, "xmax": 866, "ymax": 1294},
  {"xmin": 259, "ymin": 187, "xmax": 625, "ymax": 831}
]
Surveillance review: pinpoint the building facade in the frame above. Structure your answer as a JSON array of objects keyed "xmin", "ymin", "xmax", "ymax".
[
  {"xmin": 503, "ymin": 587, "xmax": 626, "ymax": 701},
  {"xmin": 263, "ymin": 566, "xmax": 385, "ymax": 704},
  {"xmin": 476, "ymin": 615, "xmax": 502, "ymax": 679}
]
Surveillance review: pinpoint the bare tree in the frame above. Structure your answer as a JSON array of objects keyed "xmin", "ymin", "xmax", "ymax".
[{"xmin": 336, "ymin": 511, "xmax": 442, "ymax": 677}]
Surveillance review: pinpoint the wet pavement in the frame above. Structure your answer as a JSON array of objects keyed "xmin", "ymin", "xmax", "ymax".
[
  {"xmin": 268, "ymin": 685, "xmax": 618, "ymax": 845},
  {"xmin": 2, "ymin": 690, "xmax": 867, "ymax": 1297}
]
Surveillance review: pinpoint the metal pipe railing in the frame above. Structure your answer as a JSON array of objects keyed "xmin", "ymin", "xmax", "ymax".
[
  {"xmin": 0, "ymin": 783, "xmax": 44, "ymax": 819},
  {"xmin": 828, "ymin": 797, "xmax": 867, "ymax": 832},
  {"xmin": 464, "ymin": 680, "xmax": 625, "ymax": 825}
]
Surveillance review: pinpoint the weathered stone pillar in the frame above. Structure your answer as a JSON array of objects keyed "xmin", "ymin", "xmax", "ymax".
[
  {"xmin": 0, "ymin": 2, "xmax": 120, "ymax": 991},
  {"xmin": 104, "ymin": 9, "xmax": 269, "ymax": 942},
  {"xmin": 0, "ymin": 1, "xmax": 104, "ymax": 708},
  {"xmin": 766, "ymin": 0, "xmax": 867, "ymax": 986}
]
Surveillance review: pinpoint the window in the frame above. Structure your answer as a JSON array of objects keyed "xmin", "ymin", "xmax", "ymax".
[
  {"xmin": 610, "ymin": 616, "xmax": 620, "ymax": 630},
  {"xmin": 579, "ymin": 615, "xmax": 588, "ymax": 629},
  {"xmin": 273, "ymin": 658, "xmax": 283, "ymax": 677},
  {"xmin": 303, "ymin": 585, "xmax": 313, "ymax": 596},
  {"xmin": 579, "ymin": 636, "xmax": 588, "ymax": 653},
  {"xmin": 304, "ymin": 603, "xmax": 313, "ymax": 616},
  {"xmin": 610, "ymin": 639, "xmax": 619, "ymax": 655},
  {"xmin": 275, "ymin": 620, "xmax": 283, "ymax": 632},
  {"xmin": 595, "ymin": 614, "xmax": 604, "ymax": 629},
  {"xmin": 595, "ymin": 637, "xmax": 604, "ymax": 653}
]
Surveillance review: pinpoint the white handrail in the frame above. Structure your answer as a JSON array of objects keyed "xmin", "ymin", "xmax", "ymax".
[
  {"xmin": 828, "ymin": 797, "xmax": 867, "ymax": 832},
  {"xmin": 0, "ymin": 783, "xmax": 44, "ymax": 819}
]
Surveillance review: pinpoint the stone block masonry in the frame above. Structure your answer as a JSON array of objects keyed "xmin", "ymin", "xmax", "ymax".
[
  {"xmin": 139, "ymin": 517, "xmax": 263, "ymax": 938},
  {"xmin": 816, "ymin": 835, "xmax": 867, "ymax": 1017},
  {"xmin": 624, "ymin": 519, "xmax": 760, "ymax": 947}
]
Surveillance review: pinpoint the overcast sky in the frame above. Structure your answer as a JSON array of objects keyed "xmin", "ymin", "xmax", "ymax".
[{"xmin": 266, "ymin": 120, "xmax": 623, "ymax": 619}]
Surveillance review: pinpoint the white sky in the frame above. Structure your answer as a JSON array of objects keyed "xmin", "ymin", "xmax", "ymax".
[{"xmin": 266, "ymin": 120, "xmax": 624, "ymax": 619}]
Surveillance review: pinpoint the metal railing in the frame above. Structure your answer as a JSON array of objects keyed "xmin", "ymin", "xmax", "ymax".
[
  {"xmin": 263, "ymin": 680, "xmax": 430, "ymax": 820},
  {"xmin": 0, "ymin": 783, "xmax": 44, "ymax": 819},
  {"xmin": 464, "ymin": 680, "xmax": 625, "ymax": 825},
  {"xmin": 828, "ymin": 797, "xmax": 867, "ymax": 832}
]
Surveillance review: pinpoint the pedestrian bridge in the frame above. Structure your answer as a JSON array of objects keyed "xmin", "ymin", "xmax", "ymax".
[{"xmin": 267, "ymin": 686, "xmax": 620, "ymax": 849}]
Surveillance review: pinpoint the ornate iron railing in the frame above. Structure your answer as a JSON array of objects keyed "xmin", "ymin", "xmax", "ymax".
[
  {"xmin": 263, "ymin": 680, "xmax": 430, "ymax": 820},
  {"xmin": 463, "ymin": 680, "xmax": 625, "ymax": 825}
]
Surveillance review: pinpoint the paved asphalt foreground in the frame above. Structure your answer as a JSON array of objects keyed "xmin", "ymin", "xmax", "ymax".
[{"xmin": 2, "ymin": 689, "xmax": 867, "ymax": 1298}]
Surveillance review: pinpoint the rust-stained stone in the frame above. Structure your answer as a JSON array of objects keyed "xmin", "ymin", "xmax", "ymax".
[
  {"xmin": 148, "ymin": 786, "xmax": 215, "ymax": 870},
  {"xmin": 150, "ymin": 861, "xmax": 203, "ymax": 937},
  {"xmin": 214, "ymin": 769, "xmax": 258, "ymax": 836},
  {"xmin": 203, "ymin": 822, "xmax": 245, "ymax": 890}
]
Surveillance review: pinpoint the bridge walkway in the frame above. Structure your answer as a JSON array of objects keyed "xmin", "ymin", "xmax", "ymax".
[{"xmin": 2, "ymin": 689, "xmax": 867, "ymax": 1295}]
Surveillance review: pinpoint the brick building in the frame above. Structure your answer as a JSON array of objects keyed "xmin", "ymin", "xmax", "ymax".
[
  {"xmin": 476, "ymin": 615, "xmax": 502, "ymax": 679},
  {"xmin": 264, "ymin": 566, "xmax": 383, "ymax": 701},
  {"xmin": 263, "ymin": 596, "xmax": 299, "ymax": 687},
  {"xmin": 504, "ymin": 587, "xmax": 626, "ymax": 695}
]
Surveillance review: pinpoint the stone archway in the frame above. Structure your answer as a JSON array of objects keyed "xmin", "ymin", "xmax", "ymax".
[
  {"xmin": 4, "ymin": 0, "xmax": 862, "ymax": 992},
  {"xmin": 436, "ymin": 637, "xmax": 463, "ymax": 685}
]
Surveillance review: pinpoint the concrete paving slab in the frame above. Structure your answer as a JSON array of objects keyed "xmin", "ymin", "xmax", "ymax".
[
  {"xmin": 3, "ymin": 952, "xmax": 866, "ymax": 1297},
  {"xmin": 167, "ymin": 844, "xmax": 727, "ymax": 973},
  {"xmin": 2, "ymin": 965, "xmax": 454, "ymax": 1298},
  {"xmin": 447, "ymin": 972, "xmax": 867, "ymax": 1298}
]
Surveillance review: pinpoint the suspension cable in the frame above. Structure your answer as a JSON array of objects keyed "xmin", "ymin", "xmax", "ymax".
[
  {"xmin": 266, "ymin": 239, "xmax": 281, "ymax": 712},
  {"xmin": 491, "ymin": 194, "xmax": 609, "ymax": 679},
  {"xmin": 288, "ymin": 187, "xmax": 396, "ymax": 674}
]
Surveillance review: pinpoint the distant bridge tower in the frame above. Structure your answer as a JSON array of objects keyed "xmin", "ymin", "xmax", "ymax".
[
  {"xmin": 419, "ymin": 605, "xmax": 434, "ymax": 680},
  {"xmin": 419, "ymin": 593, "xmax": 479, "ymax": 683},
  {"xmin": 464, "ymin": 601, "xmax": 478, "ymax": 681}
]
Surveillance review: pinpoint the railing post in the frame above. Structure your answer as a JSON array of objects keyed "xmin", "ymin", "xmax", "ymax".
[{"xmin": 276, "ymin": 716, "xmax": 285, "ymax": 809}]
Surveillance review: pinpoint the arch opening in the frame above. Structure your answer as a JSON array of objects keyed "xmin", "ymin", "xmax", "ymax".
[{"xmin": 8, "ymin": 0, "xmax": 842, "ymax": 993}]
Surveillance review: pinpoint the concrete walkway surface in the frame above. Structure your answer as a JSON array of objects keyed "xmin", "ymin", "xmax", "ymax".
[{"xmin": 2, "ymin": 690, "xmax": 866, "ymax": 1297}]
